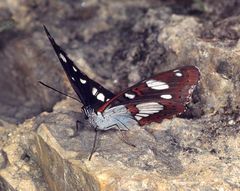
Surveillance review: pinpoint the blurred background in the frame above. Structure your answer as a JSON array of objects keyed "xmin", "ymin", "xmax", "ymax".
[{"xmin": 0, "ymin": 0, "xmax": 239, "ymax": 125}]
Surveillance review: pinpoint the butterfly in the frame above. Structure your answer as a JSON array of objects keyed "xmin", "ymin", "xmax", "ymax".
[{"xmin": 43, "ymin": 26, "xmax": 200, "ymax": 157}]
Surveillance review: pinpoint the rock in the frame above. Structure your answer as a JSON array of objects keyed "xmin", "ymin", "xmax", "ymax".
[
  {"xmin": 0, "ymin": 119, "xmax": 49, "ymax": 191},
  {"xmin": 0, "ymin": 0, "xmax": 240, "ymax": 191},
  {"xmin": 158, "ymin": 15, "xmax": 240, "ymax": 116},
  {"xmin": 31, "ymin": 99, "xmax": 239, "ymax": 191}
]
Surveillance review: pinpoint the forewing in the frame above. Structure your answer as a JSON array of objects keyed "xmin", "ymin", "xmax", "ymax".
[
  {"xmin": 44, "ymin": 26, "xmax": 115, "ymax": 110},
  {"xmin": 98, "ymin": 66, "xmax": 200, "ymax": 125}
]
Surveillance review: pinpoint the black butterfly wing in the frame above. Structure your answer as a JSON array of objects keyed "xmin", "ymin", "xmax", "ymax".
[
  {"xmin": 44, "ymin": 26, "xmax": 115, "ymax": 110},
  {"xmin": 98, "ymin": 66, "xmax": 200, "ymax": 125}
]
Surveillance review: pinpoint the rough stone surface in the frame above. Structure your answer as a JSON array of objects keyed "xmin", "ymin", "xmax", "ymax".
[
  {"xmin": 0, "ymin": 0, "xmax": 240, "ymax": 191},
  {"xmin": 31, "ymin": 98, "xmax": 239, "ymax": 191}
]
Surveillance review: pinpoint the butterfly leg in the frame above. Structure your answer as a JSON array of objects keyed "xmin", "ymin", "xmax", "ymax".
[
  {"xmin": 103, "ymin": 121, "xmax": 135, "ymax": 147},
  {"xmin": 70, "ymin": 120, "xmax": 82, "ymax": 138},
  {"xmin": 113, "ymin": 124, "xmax": 136, "ymax": 148},
  {"xmin": 119, "ymin": 130, "xmax": 136, "ymax": 148},
  {"xmin": 89, "ymin": 129, "xmax": 99, "ymax": 160}
]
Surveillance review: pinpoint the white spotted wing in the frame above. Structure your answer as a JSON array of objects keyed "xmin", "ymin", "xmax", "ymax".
[
  {"xmin": 98, "ymin": 66, "xmax": 200, "ymax": 126},
  {"xmin": 44, "ymin": 26, "xmax": 115, "ymax": 110}
]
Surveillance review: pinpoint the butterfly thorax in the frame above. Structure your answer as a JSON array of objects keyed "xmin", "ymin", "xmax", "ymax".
[{"xmin": 86, "ymin": 105, "xmax": 138, "ymax": 131}]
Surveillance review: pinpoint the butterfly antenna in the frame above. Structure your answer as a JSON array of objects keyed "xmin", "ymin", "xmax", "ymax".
[
  {"xmin": 89, "ymin": 129, "xmax": 99, "ymax": 160},
  {"xmin": 38, "ymin": 81, "xmax": 81, "ymax": 103}
]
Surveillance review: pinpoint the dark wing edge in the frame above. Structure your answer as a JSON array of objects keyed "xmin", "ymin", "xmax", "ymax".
[{"xmin": 43, "ymin": 25, "xmax": 115, "ymax": 109}]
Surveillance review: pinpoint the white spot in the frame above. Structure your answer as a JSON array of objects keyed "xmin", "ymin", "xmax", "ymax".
[
  {"xmin": 92, "ymin": 87, "xmax": 97, "ymax": 95},
  {"xmin": 136, "ymin": 102, "xmax": 163, "ymax": 108},
  {"xmin": 175, "ymin": 72, "xmax": 182, "ymax": 77},
  {"xmin": 173, "ymin": 69, "xmax": 180, "ymax": 73},
  {"xmin": 135, "ymin": 116, "xmax": 142, "ymax": 121},
  {"xmin": 97, "ymin": 93, "xmax": 105, "ymax": 102},
  {"xmin": 106, "ymin": 99, "xmax": 110, "ymax": 101},
  {"xmin": 136, "ymin": 102, "xmax": 163, "ymax": 114},
  {"xmin": 72, "ymin": 66, "xmax": 77, "ymax": 72},
  {"xmin": 59, "ymin": 53, "xmax": 67, "ymax": 63},
  {"xmin": 71, "ymin": 77, "xmax": 75, "ymax": 81},
  {"xmin": 139, "ymin": 110, "xmax": 161, "ymax": 114},
  {"xmin": 125, "ymin": 93, "xmax": 135, "ymax": 99},
  {"xmin": 146, "ymin": 80, "xmax": 169, "ymax": 90},
  {"xmin": 80, "ymin": 78, "xmax": 86, "ymax": 84},
  {"xmin": 136, "ymin": 113, "xmax": 149, "ymax": 117},
  {"xmin": 160, "ymin": 94, "xmax": 172, "ymax": 99}
]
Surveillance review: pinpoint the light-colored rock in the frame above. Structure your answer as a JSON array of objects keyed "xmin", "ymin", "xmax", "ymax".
[
  {"xmin": 158, "ymin": 15, "xmax": 240, "ymax": 114},
  {"xmin": 29, "ymin": 98, "xmax": 239, "ymax": 191},
  {"xmin": 0, "ymin": 0, "xmax": 240, "ymax": 191},
  {"xmin": 0, "ymin": 119, "xmax": 49, "ymax": 191}
]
